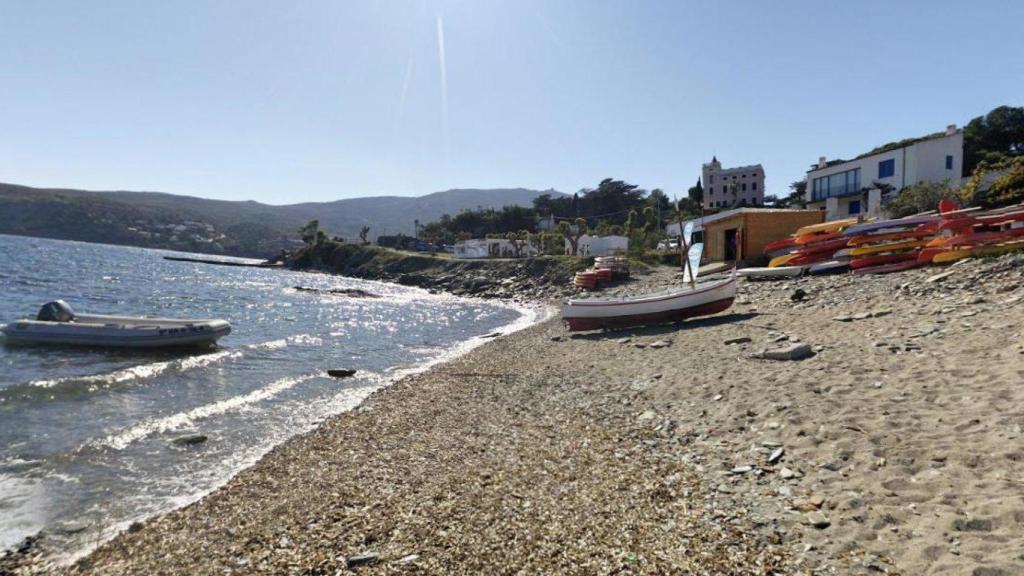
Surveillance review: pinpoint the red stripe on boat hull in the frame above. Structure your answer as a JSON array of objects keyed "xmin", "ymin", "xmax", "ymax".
[{"xmin": 563, "ymin": 297, "xmax": 735, "ymax": 332}]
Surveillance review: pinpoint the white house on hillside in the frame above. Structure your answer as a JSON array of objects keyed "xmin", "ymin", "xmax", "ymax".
[
  {"xmin": 566, "ymin": 235, "xmax": 628, "ymax": 257},
  {"xmin": 805, "ymin": 124, "xmax": 963, "ymax": 219}
]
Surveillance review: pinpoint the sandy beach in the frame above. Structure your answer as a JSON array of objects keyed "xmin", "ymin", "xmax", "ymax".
[{"xmin": 6, "ymin": 254, "xmax": 1024, "ymax": 575}]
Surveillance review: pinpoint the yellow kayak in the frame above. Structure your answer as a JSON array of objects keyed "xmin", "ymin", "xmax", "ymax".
[
  {"xmin": 932, "ymin": 240, "xmax": 1024, "ymax": 263},
  {"xmin": 768, "ymin": 253, "xmax": 798, "ymax": 268},
  {"xmin": 849, "ymin": 239, "xmax": 931, "ymax": 257},
  {"xmin": 795, "ymin": 218, "xmax": 860, "ymax": 236}
]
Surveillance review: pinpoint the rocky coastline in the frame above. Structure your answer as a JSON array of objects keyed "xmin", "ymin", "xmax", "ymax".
[{"xmin": 284, "ymin": 242, "xmax": 591, "ymax": 301}]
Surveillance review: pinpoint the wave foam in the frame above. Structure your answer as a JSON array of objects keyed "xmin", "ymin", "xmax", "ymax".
[{"xmin": 87, "ymin": 373, "xmax": 320, "ymax": 450}]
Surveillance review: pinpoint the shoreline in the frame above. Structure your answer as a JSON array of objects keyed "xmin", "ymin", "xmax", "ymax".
[
  {"xmin": 0, "ymin": 286, "xmax": 552, "ymax": 574},
  {"xmin": 5, "ymin": 255, "xmax": 1024, "ymax": 574}
]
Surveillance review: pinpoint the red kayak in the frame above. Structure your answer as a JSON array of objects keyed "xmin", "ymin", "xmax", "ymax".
[
  {"xmin": 850, "ymin": 252, "xmax": 918, "ymax": 270},
  {"xmin": 917, "ymin": 247, "xmax": 948, "ymax": 264},
  {"xmin": 786, "ymin": 252, "xmax": 836, "ymax": 267},
  {"xmin": 931, "ymin": 228, "xmax": 1024, "ymax": 248},
  {"xmin": 795, "ymin": 237, "xmax": 851, "ymax": 256},
  {"xmin": 853, "ymin": 259, "xmax": 920, "ymax": 275},
  {"xmin": 763, "ymin": 237, "xmax": 798, "ymax": 255}
]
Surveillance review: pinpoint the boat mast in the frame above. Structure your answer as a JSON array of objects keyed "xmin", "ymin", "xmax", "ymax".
[{"xmin": 673, "ymin": 197, "xmax": 696, "ymax": 288}]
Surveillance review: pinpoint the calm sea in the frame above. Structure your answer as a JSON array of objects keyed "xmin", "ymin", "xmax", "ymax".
[{"xmin": 0, "ymin": 234, "xmax": 537, "ymax": 564}]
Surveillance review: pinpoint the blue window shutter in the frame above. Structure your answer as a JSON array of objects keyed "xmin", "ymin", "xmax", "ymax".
[{"xmin": 946, "ymin": 155, "xmax": 953, "ymax": 170}]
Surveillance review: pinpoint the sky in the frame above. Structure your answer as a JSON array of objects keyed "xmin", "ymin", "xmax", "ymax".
[{"xmin": 1, "ymin": 0, "xmax": 1022, "ymax": 204}]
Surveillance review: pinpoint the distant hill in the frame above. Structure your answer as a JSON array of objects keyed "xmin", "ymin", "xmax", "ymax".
[{"xmin": 0, "ymin": 183, "xmax": 564, "ymax": 258}]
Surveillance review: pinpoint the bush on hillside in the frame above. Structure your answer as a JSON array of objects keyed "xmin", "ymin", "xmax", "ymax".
[{"xmin": 884, "ymin": 181, "xmax": 961, "ymax": 218}]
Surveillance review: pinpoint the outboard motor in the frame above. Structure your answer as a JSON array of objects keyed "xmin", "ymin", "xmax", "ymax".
[{"xmin": 37, "ymin": 300, "xmax": 76, "ymax": 322}]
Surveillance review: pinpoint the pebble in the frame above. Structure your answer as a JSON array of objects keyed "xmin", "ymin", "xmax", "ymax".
[
  {"xmin": 927, "ymin": 270, "xmax": 956, "ymax": 283},
  {"xmin": 804, "ymin": 511, "xmax": 831, "ymax": 529},
  {"xmin": 767, "ymin": 447, "xmax": 785, "ymax": 464},
  {"xmin": 648, "ymin": 340, "xmax": 671, "ymax": 349},
  {"xmin": 724, "ymin": 336, "xmax": 752, "ymax": 345},
  {"xmin": 347, "ymin": 553, "xmax": 380, "ymax": 568},
  {"xmin": 760, "ymin": 343, "xmax": 814, "ymax": 361}
]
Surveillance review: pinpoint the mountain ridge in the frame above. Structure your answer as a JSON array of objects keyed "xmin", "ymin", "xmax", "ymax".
[{"xmin": 0, "ymin": 182, "xmax": 565, "ymax": 258}]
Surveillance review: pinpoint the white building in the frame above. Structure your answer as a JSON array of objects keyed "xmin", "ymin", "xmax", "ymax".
[
  {"xmin": 805, "ymin": 124, "xmax": 963, "ymax": 220},
  {"xmin": 566, "ymin": 235, "xmax": 628, "ymax": 257},
  {"xmin": 454, "ymin": 239, "xmax": 489, "ymax": 259},
  {"xmin": 701, "ymin": 157, "xmax": 765, "ymax": 210},
  {"xmin": 454, "ymin": 238, "xmax": 539, "ymax": 259}
]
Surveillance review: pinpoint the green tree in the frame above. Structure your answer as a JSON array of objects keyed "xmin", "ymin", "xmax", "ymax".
[
  {"xmin": 687, "ymin": 178, "xmax": 704, "ymax": 205},
  {"xmin": 884, "ymin": 181, "xmax": 960, "ymax": 218},
  {"xmin": 298, "ymin": 220, "xmax": 321, "ymax": 245},
  {"xmin": 773, "ymin": 181, "xmax": 807, "ymax": 208},
  {"xmin": 962, "ymin": 156, "xmax": 1024, "ymax": 207},
  {"xmin": 505, "ymin": 230, "xmax": 532, "ymax": 258},
  {"xmin": 963, "ymin": 106, "xmax": 1024, "ymax": 176},
  {"xmin": 358, "ymin": 225, "xmax": 370, "ymax": 244},
  {"xmin": 558, "ymin": 218, "xmax": 587, "ymax": 255},
  {"xmin": 647, "ymin": 188, "xmax": 671, "ymax": 227}
]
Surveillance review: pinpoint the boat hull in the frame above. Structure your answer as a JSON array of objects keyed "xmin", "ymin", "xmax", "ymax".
[
  {"xmin": 1, "ymin": 317, "xmax": 231, "ymax": 348},
  {"xmin": 561, "ymin": 276, "xmax": 736, "ymax": 332},
  {"xmin": 563, "ymin": 297, "xmax": 734, "ymax": 332}
]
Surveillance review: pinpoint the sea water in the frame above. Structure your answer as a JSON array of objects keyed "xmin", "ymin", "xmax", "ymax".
[{"xmin": 0, "ymin": 234, "xmax": 537, "ymax": 564}]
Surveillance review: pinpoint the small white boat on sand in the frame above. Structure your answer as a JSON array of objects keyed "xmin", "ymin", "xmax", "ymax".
[
  {"xmin": 1, "ymin": 301, "xmax": 231, "ymax": 348},
  {"xmin": 561, "ymin": 274, "xmax": 736, "ymax": 332}
]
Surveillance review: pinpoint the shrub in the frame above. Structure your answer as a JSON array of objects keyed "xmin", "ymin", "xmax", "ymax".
[{"xmin": 883, "ymin": 181, "xmax": 960, "ymax": 218}]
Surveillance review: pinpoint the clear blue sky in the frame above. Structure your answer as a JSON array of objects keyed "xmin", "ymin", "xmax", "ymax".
[{"xmin": 1, "ymin": 1, "xmax": 1021, "ymax": 204}]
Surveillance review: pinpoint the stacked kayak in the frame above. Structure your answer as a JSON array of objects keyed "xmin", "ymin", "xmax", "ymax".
[
  {"xmin": 918, "ymin": 206, "xmax": 1024, "ymax": 265},
  {"xmin": 745, "ymin": 200, "xmax": 1024, "ymax": 280},
  {"xmin": 766, "ymin": 218, "xmax": 860, "ymax": 272}
]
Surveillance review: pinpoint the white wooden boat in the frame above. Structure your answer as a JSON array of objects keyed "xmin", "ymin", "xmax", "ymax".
[
  {"xmin": 1, "ymin": 301, "xmax": 231, "ymax": 348},
  {"xmin": 736, "ymin": 266, "xmax": 804, "ymax": 278},
  {"xmin": 561, "ymin": 274, "xmax": 736, "ymax": 331}
]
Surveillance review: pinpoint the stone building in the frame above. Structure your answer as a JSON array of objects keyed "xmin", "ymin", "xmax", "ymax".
[{"xmin": 701, "ymin": 157, "xmax": 766, "ymax": 210}]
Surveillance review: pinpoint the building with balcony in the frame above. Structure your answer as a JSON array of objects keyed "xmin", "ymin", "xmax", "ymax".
[{"xmin": 805, "ymin": 124, "xmax": 963, "ymax": 219}]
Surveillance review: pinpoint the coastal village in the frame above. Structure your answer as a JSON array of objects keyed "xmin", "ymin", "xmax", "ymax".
[
  {"xmin": 5, "ymin": 3, "xmax": 1024, "ymax": 575},
  {"xmin": 1, "ymin": 107, "xmax": 1016, "ymax": 576}
]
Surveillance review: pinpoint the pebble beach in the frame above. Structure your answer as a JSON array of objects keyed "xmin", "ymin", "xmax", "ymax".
[{"xmin": 6, "ymin": 255, "xmax": 1024, "ymax": 575}]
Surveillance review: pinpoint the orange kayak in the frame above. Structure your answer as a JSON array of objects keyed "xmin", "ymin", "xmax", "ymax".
[
  {"xmin": 848, "ymin": 239, "xmax": 931, "ymax": 257},
  {"xmin": 795, "ymin": 231, "xmax": 842, "ymax": 245}
]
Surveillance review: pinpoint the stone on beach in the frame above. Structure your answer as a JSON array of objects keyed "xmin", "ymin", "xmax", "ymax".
[
  {"xmin": 327, "ymin": 369, "xmax": 357, "ymax": 378},
  {"xmin": 346, "ymin": 553, "xmax": 380, "ymax": 568},
  {"xmin": 759, "ymin": 343, "xmax": 814, "ymax": 361}
]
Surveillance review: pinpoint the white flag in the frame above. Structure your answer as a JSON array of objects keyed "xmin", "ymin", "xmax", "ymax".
[{"xmin": 687, "ymin": 242, "xmax": 704, "ymax": 279}]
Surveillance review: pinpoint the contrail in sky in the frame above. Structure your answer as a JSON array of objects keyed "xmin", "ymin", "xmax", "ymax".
[
  {"xmin": 396, "ymin": 55, "xmax": 415, "ymax": 129},
  {"xmin": 436, "ymin": 15, "xmax": 449, "ymax": 160}
]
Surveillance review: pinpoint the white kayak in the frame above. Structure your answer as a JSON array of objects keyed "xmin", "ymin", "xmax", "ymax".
[
  {"xmin": 736, "ymin": 266, "xmax": 804, "ymax": 278},
  {"xmin": 807, "ymin": 260, "xmax": 850, "ymax": 275},
  {"xmin": 1, "ymin": 301, "xmax": 231, "ymax": 348}
]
